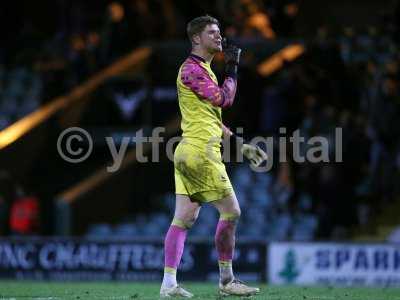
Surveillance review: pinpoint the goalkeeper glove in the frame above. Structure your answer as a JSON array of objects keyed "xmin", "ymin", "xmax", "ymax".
[
  {"xmin": 222, "ymin": 38, "xmax": 242, "ymax": 78},
  {"xmin": 230, "ymin": 133, "xmax": 268, "ymax": 167},
  {"xmin": 241, "ymin": 144, "xmax": 268, "ymax": 167}
]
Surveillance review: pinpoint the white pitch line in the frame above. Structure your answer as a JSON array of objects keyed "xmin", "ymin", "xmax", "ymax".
[{"xmin": 265, "ymin": 296, "xmax": 336, "ymax": 300}]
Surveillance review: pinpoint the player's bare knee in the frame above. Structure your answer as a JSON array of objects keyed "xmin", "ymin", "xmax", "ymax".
[
  {"xmin": 184, "ymin": 214, "xmax": 198, "ymax": 228},
  {"xmin": 174, "ymin": 214, "xmax": 198, "ymax": 229},
  {"xmin": 221, "ymin": 208, "xmax": 241, "ymax": 221},
  {"xmin": 232, "ymin": 208, "xmax": 241, "ymax": 220}
]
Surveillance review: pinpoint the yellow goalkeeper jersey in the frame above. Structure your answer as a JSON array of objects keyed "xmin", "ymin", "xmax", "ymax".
[{"xmin": 176, "ymin": 54, "xmax": 237, "ymax": 150}]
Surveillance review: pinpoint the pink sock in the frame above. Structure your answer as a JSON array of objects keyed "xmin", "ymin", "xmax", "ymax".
[
  {"xmin": 164, "ymin": 225, "xmax": 187, "ymax": 270},
  {"xmin": 215, "ymin": 220, "xmax": 236, "ymax": 261}
]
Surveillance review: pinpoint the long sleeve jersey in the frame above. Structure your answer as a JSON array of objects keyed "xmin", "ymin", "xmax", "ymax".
[{"xmin": 176, "ymin": 54, "xmax": 237, "ymax": 150}]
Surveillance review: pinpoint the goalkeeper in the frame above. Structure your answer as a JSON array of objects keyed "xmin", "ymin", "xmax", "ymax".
[{"xmin": 160, "ymin": 15, "xmax": 267, "ymax": 298}]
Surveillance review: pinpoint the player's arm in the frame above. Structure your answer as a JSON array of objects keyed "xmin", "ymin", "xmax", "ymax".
[
  {"xmin": 222, "ymin": 123, "xmax": 233, "ymax": 138},
  {"xmin": 181, "ymin": 63, "xmax": 237, "ymax": 108},
  {"xmin": 222, "ymin": 38, "xmax": 241, "ymax": 81},
  {"xmin": 222, "ymin": 123, "xmax": 268, "ymax": 167},
  {"xmin": 181, "ymin": 40, "xmax": 242, "ymax": 108}
]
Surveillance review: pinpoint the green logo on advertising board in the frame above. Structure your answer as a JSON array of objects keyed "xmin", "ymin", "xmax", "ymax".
[{"xmin": 279, "ymin": 249, "xmax": 299, "ymax": 283}]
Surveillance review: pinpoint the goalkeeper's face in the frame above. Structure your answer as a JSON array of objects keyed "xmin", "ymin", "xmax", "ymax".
[{"xmin": 198, "ymin": 24, "xmax": 222, "ymax": 54}]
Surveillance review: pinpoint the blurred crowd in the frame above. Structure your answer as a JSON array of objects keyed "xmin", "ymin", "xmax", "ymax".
[
  {"xmin": 1, "ymin": 0, "xmax": 299, "ymax": 129},
  {"xmin": 1, "ymin": 0, "xmax": 400, "ymax": 240}
]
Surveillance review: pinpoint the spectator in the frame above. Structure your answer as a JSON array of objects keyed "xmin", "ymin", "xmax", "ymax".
[{"xmin": 9, "ymin": 185, "xmax": 40, "ymax": 236}]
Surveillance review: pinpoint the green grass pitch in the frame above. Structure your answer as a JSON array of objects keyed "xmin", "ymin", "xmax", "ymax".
[{"xmin": 0, "ymin": 281, "xmax": 399, "ymax": 299}]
